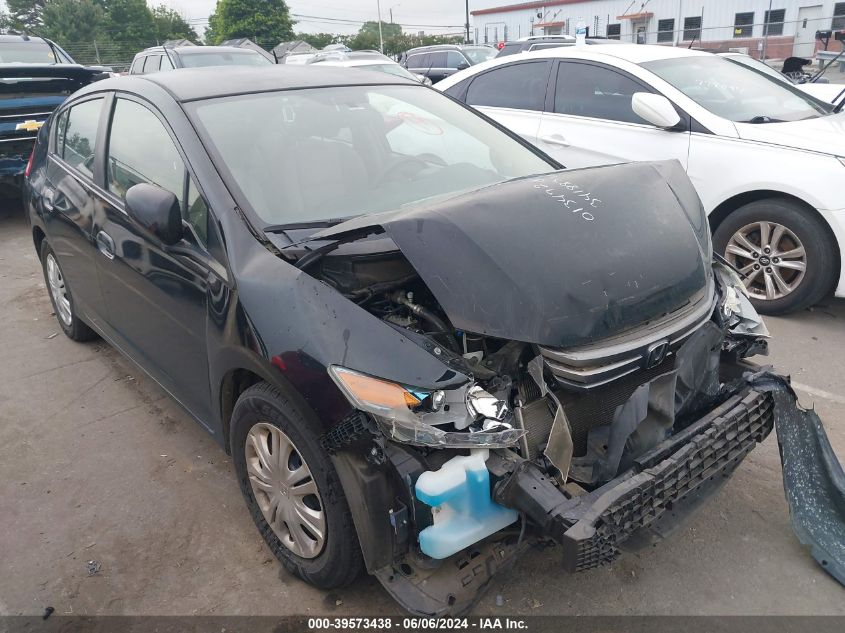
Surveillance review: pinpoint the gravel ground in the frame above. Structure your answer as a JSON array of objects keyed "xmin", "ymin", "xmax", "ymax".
[{"xmin": 0, "ymin": 196, "xmax": 843, "ymax": 617}]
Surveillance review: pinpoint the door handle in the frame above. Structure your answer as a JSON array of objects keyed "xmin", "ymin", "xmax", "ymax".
[
  {"xmin": 96, "ymin": 230, "xmax": 115, "ymax": 260},
  {"xmin": 539, "ymin": 133, "xmax": 570, "ymax": 147}
]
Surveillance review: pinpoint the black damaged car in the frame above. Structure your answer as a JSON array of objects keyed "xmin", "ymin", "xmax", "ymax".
[{"xmin": 23, "ymin": 66, "xmax": 838, "ymax": 614}]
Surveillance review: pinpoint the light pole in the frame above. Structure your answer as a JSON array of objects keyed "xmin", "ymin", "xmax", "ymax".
[
  {"xmin": 390, "ymin": 3, "xmax": 401, "ymax": 23},
  {"xmin": 376, "ymin": 0, "xmax": 384, "ymax": 53}
]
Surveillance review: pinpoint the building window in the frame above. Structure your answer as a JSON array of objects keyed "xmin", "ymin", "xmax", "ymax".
[
  {"xmin": 607, "ymin": 23, "xmax": 621, "ymax": 39},
  {"xmin": 833, "ymin": 3, "xmax": 845, "ymax": 30},
  {"xmin": 657, "ymin": 19, "xmax": 674, "ymax": 43},
  {"xmin": 764, "ymin": 9, "xmax": 785, "ymax": 36},
  {"xmin": 683, "ymin": 16, "xmax": 702, "ymax": 41},
  {"xmin": 734, "ymin": 12, "xmax": 754, "ymax": 38}
]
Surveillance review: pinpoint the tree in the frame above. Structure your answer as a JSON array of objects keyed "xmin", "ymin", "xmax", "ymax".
[
  {"xmin": 359, "ymin": 20, "xmax": 401, "ymax": 39},
  {"xmin": 100, "ymin": 0, "xmax": 156, "ymax": 44},
  {"xmin": 295, "ymin": 32, "xmax": 337, "ymax": 50},
  {"xmin": 5, "ymin": 0, "xmax": 48, "ymax": 31},
  {"xmin": 206, "ymin": 0, "xmax": 293, "ymax": 48},
  {"xmin": 41, "ymin": 0, "xmax": 103, "ymax": 44},
  {"xmin": 151, "ymin": 5, "xmax": 198, "ymax": 43}
]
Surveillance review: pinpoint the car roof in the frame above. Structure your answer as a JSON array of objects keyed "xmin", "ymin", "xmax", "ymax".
[
  {"xmin": 481, "ymin": 43, "xmax": 710, "ymax": 67},
  {"xmin": 174, "ymin": 46, "xmax": 262, "ymax": 55},
  {"xmin": 73, "ymin": 65, "xmax": 415, "ymax": 102},
  {"xmin": 525, "ymin": 43, "xmax": 710, "ymax": 63},
  {"xmin": 0, "ymin": 34, "xmax": 49, "ymax": 44},
  {"xmin": 317, "ymin": 59, "xmax": 396, "ymax": 68}
]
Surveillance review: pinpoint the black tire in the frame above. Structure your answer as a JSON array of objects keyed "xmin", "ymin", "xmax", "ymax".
[
  {"xmin": 39, "ymin": 241, "xmax": 98, "ymax": 342},
  {"xmin": 713, "ymin": 199, "xmax": 837, "ymax": 315},
  {"xmin": 230, "ymin": 381, "xmax": 363, "ymax": 589}
]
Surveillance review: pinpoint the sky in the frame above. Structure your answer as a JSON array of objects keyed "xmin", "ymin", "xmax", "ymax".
[{"xmin": 162, "ymin": 0, "xmax": 470, "ymax": 37}]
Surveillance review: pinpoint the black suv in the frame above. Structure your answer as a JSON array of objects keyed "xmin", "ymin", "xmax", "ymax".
[
  {"xmin": 400, "ymin": 44, "xmax": 497, "ymax": 83},
  {"xmin": 129, "ymin": 45, "xmax": 272, "ymax": 74},
  {"xmin": 22, "ymin": 65, "xmax": 821, "ymax": 615}
]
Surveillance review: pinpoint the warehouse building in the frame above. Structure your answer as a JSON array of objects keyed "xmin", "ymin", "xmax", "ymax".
[{"xmin": 470, "ymin": 0, "xmax": 845, "ymax": 58}]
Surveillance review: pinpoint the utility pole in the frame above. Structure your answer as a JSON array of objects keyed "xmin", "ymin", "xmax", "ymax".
[
  {"xmin": 377, "ymin": 0, "xmax": 384, "ymax": 53},
  {"xmin": 465, "ymin": 0, "xmax": 471, "ymax": 43}
]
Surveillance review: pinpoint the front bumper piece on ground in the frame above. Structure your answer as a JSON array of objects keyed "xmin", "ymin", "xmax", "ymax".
[{"xmin": 753, "ymin": 373, "xmax": 845, "ymax": 587}]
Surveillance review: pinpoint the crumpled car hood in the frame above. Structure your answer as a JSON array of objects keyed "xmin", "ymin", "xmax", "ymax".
[{"xmin": 312, "ymin": 160, "xmax": 711, "ymax": 348}]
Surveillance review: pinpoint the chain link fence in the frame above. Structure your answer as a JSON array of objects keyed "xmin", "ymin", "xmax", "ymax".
[{"xmin": 61, "ymin": 41, "xmax": 163, "ymax": 72}]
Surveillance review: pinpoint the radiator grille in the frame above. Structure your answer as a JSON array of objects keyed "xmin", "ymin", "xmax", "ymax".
[{"xmin": 561, "ymin": 355, "xmax": 675, "ymax": 456}]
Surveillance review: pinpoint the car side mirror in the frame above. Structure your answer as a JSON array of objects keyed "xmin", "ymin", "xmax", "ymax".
[
  {"xmin": 125, "ymin": 183, "xmax": 183, "ymax": 246},
  {"xmin": 456, "ymin": 62, "xmax": 470, "ymax": 71},
  {"xmin": 631, "ymin": 92, "xmax": 682, "ymax": 129}
]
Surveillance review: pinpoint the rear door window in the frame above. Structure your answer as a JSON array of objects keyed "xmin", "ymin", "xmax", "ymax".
[
  {"xmin": 428, "ymin": 51, "xmax": 447, "ymax": 68},
  {"xmin": 466, "ymin": 61, "xmax": 550, "ymax": 111},
  {"xmin": 59, "ymin": 98, "xmax": 104, "ymax": 178},
  {"xmin": 406, "ymin": 53, "xmax": 429, "ymax": 68}
]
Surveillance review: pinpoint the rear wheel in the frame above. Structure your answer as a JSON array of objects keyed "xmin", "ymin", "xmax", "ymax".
[
  {"xmin": 40, "ymin": 241, "xmax": 98, "ymax": 342},
  {"xmin": 230, "ymin": 382, "xmax": 363, "ymax": 588},
  {"xmin": 713, "ymin": 199, "xmax": 837, "ymax": 315}
]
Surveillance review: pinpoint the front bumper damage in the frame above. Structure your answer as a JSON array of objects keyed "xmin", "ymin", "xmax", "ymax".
[
  {"xmin": 494, "ymin": 386, "xmax": 774, "ymax": 573},
  {"xmin": 322, "ymin": 261, "xmax": 844, "ymax": 616},
  {"xmin": 345, "ymin": 375, "xmax": 844, "ymax": 616}
]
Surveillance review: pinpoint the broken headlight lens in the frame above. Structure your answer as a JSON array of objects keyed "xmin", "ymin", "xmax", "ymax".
[{"xmin": 328, "ymin": 366, "xmax": 525, "ymax": 448}]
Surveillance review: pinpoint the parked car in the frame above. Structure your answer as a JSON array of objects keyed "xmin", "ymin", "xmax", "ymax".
[
  {"xmin": 1, "ymin": 33, "xmax": 110, "ymax": 194},
  {"xmin": 129, "ymin": 45, "xmax": 272, "ymax": 74},
  {"xmin": 23, "ymin": 65, "xmax": 799, "ymax": 615},
  {"xmin": 400, "ymin": 44, "xmax": 496, "ymax": 83},
  {"xmin": 719, "ymin": 52, "xmax": 845, "ymax": 108},
  {"xmin": 438, "ymin": 44, "xmax": 845, "ymax": 315},
  {"xmin": 496, "ymin": 35, "xmax": 621, "ymax": 57},
  {"xmin": 308, "ymin": 52, "xmax": 432, "ymax": 84}
]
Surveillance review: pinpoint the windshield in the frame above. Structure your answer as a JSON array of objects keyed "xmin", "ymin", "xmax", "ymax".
[
  {"xmin": 189, "ymin": 84, "xmax": 554, "ymax": 226},
  {"xmin": 0, "ymin": 41, "xmax": 57, "ymax": 64},
  {"xmin": 721, "ymin": 54, "xmax": 795, "ymax": 85},
  {"xmin": 357, "ymin": 63, "xmax": 419, "ymax": 81},
  {"xmin": 643, "ymin": 55, "xmax": 831, "ymax": 122},
  {"xmin": 179, "ymin": 50, "xmax": 272, "ymax": 68},
  {"xmin": 463, "ymin": 47, "xmax": 497, "ymax": 64}
]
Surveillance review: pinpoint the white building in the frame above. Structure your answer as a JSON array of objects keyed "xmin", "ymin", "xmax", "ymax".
[{"xmin": 470, "ymin": 0, "xmax": 845, "ymax": 58}]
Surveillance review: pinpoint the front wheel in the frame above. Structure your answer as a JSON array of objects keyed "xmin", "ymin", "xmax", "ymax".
[
  {"xmin": 713, "ymin": 199, "xmax": 837, "ymax": 315},
  {"xmin": 230, "ymin": 382, "xmax": 363, "ymax": 589}
]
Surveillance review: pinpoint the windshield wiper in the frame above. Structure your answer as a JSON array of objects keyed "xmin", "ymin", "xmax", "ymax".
[
  {"xmin": 745, "ymin": 115, "xmax": 785, "ymax": 124},
  {"xmin": 263, "ymin": 219, "xmax": 346, "ymax": 234}
]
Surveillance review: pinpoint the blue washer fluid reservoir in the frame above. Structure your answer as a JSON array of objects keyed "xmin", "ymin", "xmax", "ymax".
[{"xmin": 415, "ymin": 449, "xmax": 519, "ymax": 559}]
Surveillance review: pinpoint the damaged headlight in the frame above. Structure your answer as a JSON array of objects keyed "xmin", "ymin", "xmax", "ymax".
[
  {"xmin": 714, "ymin": 261, "xmax": 770, "ymax": 338},
  {"xmin": 328, "ymin": 366, "xmax": 525, "ymax": 448}
]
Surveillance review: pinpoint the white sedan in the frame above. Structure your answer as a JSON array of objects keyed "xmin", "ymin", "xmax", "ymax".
[
  {"xmin": 437, "ymin": 44, "xmax": 845, "ymax": 315},
  {"xmin": 308, "ymin": 56, "xmax": 430, "ymax": 84}
]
